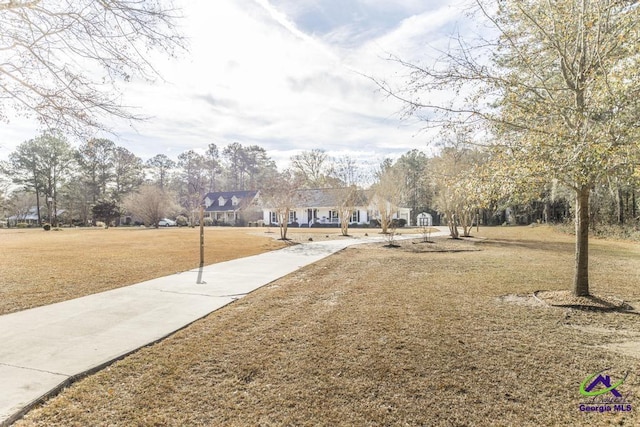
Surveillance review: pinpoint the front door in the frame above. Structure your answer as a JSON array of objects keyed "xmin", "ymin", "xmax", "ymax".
[{"xmin": 307, "ymin": 209, "xmax": 317, "ymax": 226}]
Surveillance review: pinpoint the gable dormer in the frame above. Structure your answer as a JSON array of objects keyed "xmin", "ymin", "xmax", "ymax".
[
  {"xmin": 218, "ymin": 196, "xmax": 226, "ymax": 206},
  {"xmin": 231, "ymin": 196, "xmax": 239, "ymax": 206}
]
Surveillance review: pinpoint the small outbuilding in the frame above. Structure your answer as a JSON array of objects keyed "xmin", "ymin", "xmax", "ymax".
[{"xmin": 416, "ymin": 212, "xmax": 433, "ymax": 227}]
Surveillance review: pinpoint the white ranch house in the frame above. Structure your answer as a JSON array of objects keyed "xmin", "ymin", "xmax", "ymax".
[{"xmin": 261, "ymin": 188, "xmax": 411, "ymax": 227}]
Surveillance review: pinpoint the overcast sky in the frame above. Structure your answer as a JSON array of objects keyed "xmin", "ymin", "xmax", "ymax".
[{"xmin": 1, "ymin": 0, "xmax": 471, "ymax": 167}]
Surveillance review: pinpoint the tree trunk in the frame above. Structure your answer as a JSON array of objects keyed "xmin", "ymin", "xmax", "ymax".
[
  {"xmin": 380, "ymin": 212, "xmax": 389, "ymax": 234},
  {"xmin": 573, "ymin": 187, "xmax": 590, "ymax": 297},
  {"xmin": 280, "ymin": 209, "xmax": 289, "ymax": 240},
  {"xmin": 617, "ymin": 187, "xmax": 624, "ymax": 225},
  {"xmin": 35, "ymin": 191, "xmax": 42, "ymax": 226},
  {"xmin": 340, "ymin": 217, "xmax": 349, "ymax": 236},
  {"xmin": 447, "ymin": 211, "xmax": 459, "ymax": 239}
]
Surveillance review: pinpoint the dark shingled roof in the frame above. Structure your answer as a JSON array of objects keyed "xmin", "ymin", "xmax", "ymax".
[{"xmin": 203, "ymin": 190, "xmax": 258, "ymax": 212}]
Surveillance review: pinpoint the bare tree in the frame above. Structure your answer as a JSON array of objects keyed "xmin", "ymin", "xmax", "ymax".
[
  {"xmin": 334, "ymin": 186, "xmax": 363, "ymax": 236},
  {"xmin": 371, "ymin": 164, "xmax": 405, "ymax": 234},
  {"xmin": 0, "ymin": 1, "xmax": 185, "ymax": 135},
  {"xmin": 431, "ymin": 144, "xmax": 487, "ymax": 238},
  {"xmin": 330, "ymin": 155, "xmax": 363, "ymax": 187},
  {"xmin": 260, "ymin": 170, "xmax": 300, "ymax": 240},
  {"xmin": 291, "ymin": 149, "xmax": 330, "ymax": 188},
  {"xmin": 123, "ymin": 184, "xmax": 179, "ymax": 228},
  {"xmin": 8, "ymin": 191, "xmax": 36, "ymax": 225}
]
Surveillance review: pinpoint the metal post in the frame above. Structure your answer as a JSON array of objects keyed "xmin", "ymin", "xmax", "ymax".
[
  {"xmin": 47, "ymin": 197, "xmax": 53, "ymax": 226},
  {"xmin": 199, "ymin": 203, "xmax": 205, "ymax": 267}
]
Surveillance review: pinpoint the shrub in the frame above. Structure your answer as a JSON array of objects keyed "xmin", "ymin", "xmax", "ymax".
[
  {"xmin": 176, "ymin": 215, "xmax": 189, "ymax": 227},
  {"xmin": 43, "ymin": 223, "xmax": 51, "ymax": 231},
  {"xmin": 391, "ymin": 218, "xmax": 407, "ymax": 228},
  {"xmin": 309, "ymin": 223, "xmax": 340, "ymax": 228},
  {"xmin": 16, "ymin": 222, "xmax": 28, "ymax": 228},
  {"xmin": 203, "ymin": 218, "xmax": 214, "ymax": 227}
]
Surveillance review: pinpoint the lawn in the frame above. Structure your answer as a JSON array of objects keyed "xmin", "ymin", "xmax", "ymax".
[
  {"xmin": 8, "ymin": 225, "xmax": 640, "ymax": 426},
  {"xmin": 0, "ymin": 226, "xmax": 286, "ymax": 315},
  {"xmin": 0, "ymin": 225, "xmax": 378, "ymax": 315}
]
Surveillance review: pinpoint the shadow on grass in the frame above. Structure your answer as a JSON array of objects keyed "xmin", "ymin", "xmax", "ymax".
[
  {"xmin": 534, "ymin": 291, "xmax": 639, "ymax": 314},
  {"xmin": 553, "ymin": 302, "xmax": 639, "ymax": 315}
]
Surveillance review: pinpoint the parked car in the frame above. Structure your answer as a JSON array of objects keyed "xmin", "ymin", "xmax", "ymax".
[{"xmin": 158, "ymin": 218, "xmax": 177, "ymax": 227}]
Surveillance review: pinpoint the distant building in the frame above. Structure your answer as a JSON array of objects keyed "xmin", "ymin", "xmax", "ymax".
[
  {"xmin": 261, "ymin": 188, "xmax": 411, "ymax": 227},
  {"xmin": 202, "ymin": 190, "xmax": 262, "ymax": 225}
]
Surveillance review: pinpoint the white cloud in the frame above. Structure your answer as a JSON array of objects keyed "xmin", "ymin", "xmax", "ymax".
[{"xmin": 0, "ymin": 0, "xmax": 468, "ymax": 169}]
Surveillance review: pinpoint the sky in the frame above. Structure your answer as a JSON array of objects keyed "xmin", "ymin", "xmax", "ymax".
[{"xmin": 0, "ymin": 0, "xmax": 471, "ymax": 168}]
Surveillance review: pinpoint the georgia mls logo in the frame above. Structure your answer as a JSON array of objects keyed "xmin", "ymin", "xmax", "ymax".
[
  {"xmin": 579, "ymin": 369, "xmax": 633, "ymax": 413},
  {"xmin": 580, "ymin": 370, "xmax": 626, "ymax": 397}
]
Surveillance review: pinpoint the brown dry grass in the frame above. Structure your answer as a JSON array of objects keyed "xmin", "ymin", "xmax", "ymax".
[
  {"xmin": 0, "ymin": 227, "xmax": 285, "ymax": 315},
  {"xmin": 13, "ymin": 225, "xmax": 640, "ymax": 426}
]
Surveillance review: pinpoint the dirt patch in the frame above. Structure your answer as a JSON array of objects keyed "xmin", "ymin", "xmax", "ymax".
[
  {"xmin": 374, "ymin": 236, "xmax": 482, "ymax": 253},
  {"xmin": 403, "ymin": 240, "xmax": 481, "ymax": 253},
  {"xmin": 256, "ymin": 227, "xmax": 387, "ymax": 243},
  {"xmin": 534, "ymin": 290, "xmax": 634, "ymax": 312}
]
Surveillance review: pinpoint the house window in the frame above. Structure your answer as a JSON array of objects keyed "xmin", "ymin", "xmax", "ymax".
[
  {"xmin": 351, "ymin": 210, "xmax": 360, "ymax": 223},
  {"xmin": 270, "ymin": 212, "xmax": 278, "ymax": 224},
  {"xmin": 288, "ymin": 210, "xmax": 297, "ymax": 223},
  {"xmin": 329, "ymin": 210, "xmax": 339, "ymax": 222}
]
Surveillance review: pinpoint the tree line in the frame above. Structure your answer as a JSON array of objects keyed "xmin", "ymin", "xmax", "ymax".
[
  {"xmin": 0, "ymin": 135, "xmax": 276, "ymax": 226},
  {"xmin": 2, "ymin": 130, "xmax": 636, "ymax": 234}
]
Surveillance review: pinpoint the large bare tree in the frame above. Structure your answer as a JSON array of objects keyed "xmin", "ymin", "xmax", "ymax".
[
  {"xmin": 0, "ymin": 0, "xmax": 184, "ymax": 134},
  {"xmin": 291, "ymin": 149, "xmax": 330, "ymax": 188},
  {"xmin": 378, "ymin": 0, "xmax": 640, "ymax": 296}
]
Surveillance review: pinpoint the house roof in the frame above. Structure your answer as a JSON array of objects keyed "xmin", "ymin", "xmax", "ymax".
[
  {"xmin": 7, "ymin": 206, "xmax": 65, "ymax": 221},
  {"xmin": 203, "ymin": 190, "xmax": 258, "ymax": 212},
  {"xmin": 294, "ymin": 188, "xmax": 370, "ymax": 208}
]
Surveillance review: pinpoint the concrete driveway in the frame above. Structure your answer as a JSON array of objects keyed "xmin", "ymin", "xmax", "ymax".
[{"xmin": 0, "ymin": 228, "xmax": 449, "ymax": 425}]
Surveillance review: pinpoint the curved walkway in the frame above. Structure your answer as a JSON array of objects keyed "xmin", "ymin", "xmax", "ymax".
[{"xmin": 0, "ymin": 229, "xmax": 448, "ymax": 425}]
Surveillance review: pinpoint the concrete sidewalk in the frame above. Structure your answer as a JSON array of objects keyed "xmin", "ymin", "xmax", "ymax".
[{"xmin": 0, "ymin": 229, "xmax": 447, "ymax": 425}]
